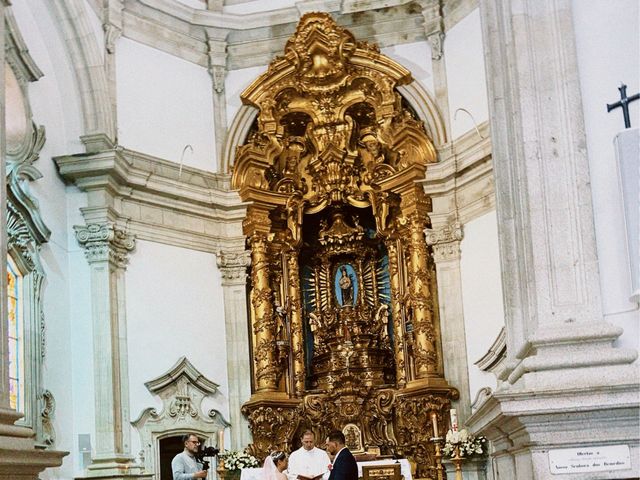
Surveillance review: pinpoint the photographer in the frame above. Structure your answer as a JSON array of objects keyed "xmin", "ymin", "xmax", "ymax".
[{"xmin": 172, "ymin": 434, "xmax": 207, "ymax": 479}]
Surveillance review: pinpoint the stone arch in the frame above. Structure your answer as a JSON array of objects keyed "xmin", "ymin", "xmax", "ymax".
[
  {"xmin": 221, "ymin": 80, "xmax": 447, "ymax": 174},
  {"xmin": 47, "ymin": 0, "xmax": 115, "ymax": 142}
]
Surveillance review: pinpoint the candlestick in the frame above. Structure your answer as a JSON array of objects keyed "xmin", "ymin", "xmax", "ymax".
[
  {"xmin": 452, "ymin": 444, "xmax": 464, "ymax": 480},
  {"xmin": 449, "ymin": 409, "xmax": 458, "ymax": 432},
  {"xmin": 430, "ymin": 411, "xmax": 439, "ymax": 438},
  {"xmin": 218, "ymin": 429, "xmax": 225, "ymax": 451},
  {"xmin": 431, "ymin": 435, "xmax": 445, "ymax": 480}
]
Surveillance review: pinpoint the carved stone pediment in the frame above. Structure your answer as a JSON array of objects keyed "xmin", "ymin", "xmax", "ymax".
[{"xmin": 132, "ymin": 357, "xmax": 229, "ymax": 475}]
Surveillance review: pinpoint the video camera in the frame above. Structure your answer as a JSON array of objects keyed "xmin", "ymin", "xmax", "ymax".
[{"xmin": 194, "ymin": 446, "xmax": 220, "ymax": 471}]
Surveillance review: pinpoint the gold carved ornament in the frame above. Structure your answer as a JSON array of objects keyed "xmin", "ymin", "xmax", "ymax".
[{"xmin": 232, "ymin": 13, "xmax": 457, "ymax": 478}]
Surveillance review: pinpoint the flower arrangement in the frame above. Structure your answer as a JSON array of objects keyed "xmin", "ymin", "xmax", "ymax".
[
  {"xmin": 218, "ymin": 450, "xmax": 260, "ymax": 470},
  {"xmin": 442, "ymin": 429, "xmax": 487, "ymax": 458}
]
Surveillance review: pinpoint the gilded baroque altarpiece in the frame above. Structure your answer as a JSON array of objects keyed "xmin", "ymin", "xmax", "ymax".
[{"xmin": 232, "ymin": 13, "xmax": 457, "ymax": 478}]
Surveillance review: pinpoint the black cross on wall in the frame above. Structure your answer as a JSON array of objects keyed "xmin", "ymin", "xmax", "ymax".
[{"xmin": 607, "ymin": 83, "xmax": 639, "ymax": 129}]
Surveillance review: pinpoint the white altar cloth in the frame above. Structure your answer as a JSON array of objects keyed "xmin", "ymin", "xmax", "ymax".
[{"xmin": 240, "ymin": 459, "xmax": 411, "ymax": 480}]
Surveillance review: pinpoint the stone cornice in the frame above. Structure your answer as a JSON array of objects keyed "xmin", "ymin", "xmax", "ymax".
[
  {"xmin": 427, "ymin": 120, "xmax": 492, "ymax": 194},
  {"xmin": 117, "ymin": 0, "xmax": 476, "ymax": 70},
  {"xmin": 422, "ymin": 121, "xmax": 494, "ymax": 224},
  {"xmin": 144, "ymin": 356, "xmax": 219, "ymax": 396},
  {"xmin": 55, "ymin": 147, "xmax": 248, "ymax": 254},
  {"xmin": 474, "ymin": 326, "xmax": 506, "ymax": 372}
]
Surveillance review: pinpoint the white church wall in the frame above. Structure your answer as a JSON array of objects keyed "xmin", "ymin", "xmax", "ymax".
[
  {"xmin": 225, "ymin": 64, "xmax": 266, "ymax": 128},
  {"xmin": 572, "ymin": 0, "xmax": 640, "ymax": 356},
  {"xmin": 116, "ymin": 37, "xmax": 216, "ymax": 171},
  {"xmin": 382, "ymin": 41, "xmax": 435, "ymax": 95},
  {"xmin": 444, "ymin": 8, "xmax": 489, "ymax": 141},
  {"xmin": 460, "ymin": 211, "xmax": 505, "ymax": 405},
  {"xmin": 126, "ymin": 240, "xmax": 230, "ymax": 455},
  {"xmin": 11, "ymin": 3, "xmax": 97, "ymax": 477},
  {"xmin": 65, "ymin": 189, "xmax": 96, "ymax": 477}
]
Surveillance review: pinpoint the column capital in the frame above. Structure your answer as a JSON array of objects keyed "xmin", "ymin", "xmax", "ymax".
[
  {"xmin": 426, "ymin": 31, "xmax": 445, "ymax": 60},
  {"xmin": 210, "ymin": 65, "xmax": 227, "ymax": 94},
  {"xmin": 104, "ymin": 24, "xmax": 122, "ymax": 54},
  {"xmin": 216, "ymin": 250, "xmax": 251, "ymax": 284},
  {"xmin": 206, "ymin": 31, "xmax": 229, "ymax": 94},
  {"xmin": 74, "ymin": 223, "xmax": 135, "ymax": 267},
  {"xmin": 102, "ymin": 0, "xmax": 124, "ymax": 54},
  {"xmin": 426, "ymin": 222, "xmax": 463, "ymax": 262},
  {"xmin": 421, "ymin": 0, "xmax": 445, "ymax": 60},
  {"xmin": 243, "ymin": 205, "xmax": 272, "ymax": 238}
]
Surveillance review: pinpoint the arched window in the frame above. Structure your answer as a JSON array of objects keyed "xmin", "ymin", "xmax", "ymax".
[{"xmin": 7, "ymin": 255, "xmax": 24, "ymax": 412}]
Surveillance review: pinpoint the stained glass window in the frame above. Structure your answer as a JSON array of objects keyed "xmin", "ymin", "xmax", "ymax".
[{"xmin": 7, "ymin": 256, "xmax": 24, "ymax": 412}]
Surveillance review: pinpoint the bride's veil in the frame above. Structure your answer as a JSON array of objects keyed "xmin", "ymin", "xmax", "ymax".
[{"xmin": 262, "ymin": 452, "xmax": 282, "ymax": 480}]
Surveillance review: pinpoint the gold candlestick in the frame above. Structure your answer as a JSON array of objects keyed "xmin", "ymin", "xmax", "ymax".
[
  {"xmin": 451, "ymin": 445, "xmax": 464, "ymax": 480},
  {"xmin": 432, "ymin": 439, "xmax": 444, "ymax": 480},
  {"xmin": 430, "ymin": 412, "xmax": 444, "ymax": 480},
  {"xmin": 217, "ymin": 457, "xmax": 226, "ymax": 480}
]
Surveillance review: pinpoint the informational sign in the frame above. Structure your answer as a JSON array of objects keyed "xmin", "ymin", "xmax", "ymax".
[{"xmin": 549, "ymin": 445, "xmax": 631, "ymax": 474}]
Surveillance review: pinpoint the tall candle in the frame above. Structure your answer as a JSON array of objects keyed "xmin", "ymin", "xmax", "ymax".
[
  {"xmin": 218, "ymin": 429, "xmax": 225, "ymax": 451},
  {"xmin": 430, "ymin": 411, "xmax": 439, "ymax": 437},
  {"xmin": 450, "ymin": 409, "xmax": 458, "ymax": 432}
]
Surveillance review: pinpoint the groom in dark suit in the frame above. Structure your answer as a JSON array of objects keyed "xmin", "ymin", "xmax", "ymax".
[{"xmin": 326, "ymin": 431, "xmax": 358, "ymax": 480}]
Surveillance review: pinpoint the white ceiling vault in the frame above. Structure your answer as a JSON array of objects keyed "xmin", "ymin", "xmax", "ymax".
[{"xmin": 82, "ymin": 0, "xmax": 477, "ymax": 70}]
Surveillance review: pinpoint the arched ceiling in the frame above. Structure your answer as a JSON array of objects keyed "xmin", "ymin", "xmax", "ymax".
[{"xmin": 83, "ymin": 0, "xmax": 478, "ymax": 70}]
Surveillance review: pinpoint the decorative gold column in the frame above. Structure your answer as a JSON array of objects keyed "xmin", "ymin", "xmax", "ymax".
[
  {"xmin": 385, "ymin": 237, "xmax": 407, "ymax": 386},
  {"xmin": 245, "ymin": 207, "xmax": 277, "ymax": 393},
  {"xmin": 286, "ymin": 249, "xmax": 306, "ymax": 394},
  {"xmin": 400, "ymin": 188, "xmax": 439, "ymax": 379}
]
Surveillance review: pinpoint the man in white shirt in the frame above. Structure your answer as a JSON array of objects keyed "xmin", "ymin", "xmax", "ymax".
[
  {"xmin": 287, "ymin": 431, "xmax": 331, "ymax": 480},
  {"xmin": 172, "ymin": 433, "xmax": 207, "ymax": 479}
]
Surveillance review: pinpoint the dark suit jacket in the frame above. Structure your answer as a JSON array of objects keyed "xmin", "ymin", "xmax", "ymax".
[{"xmin": 328, "ymin": 448, "xmax": 358, "ymax": 480}]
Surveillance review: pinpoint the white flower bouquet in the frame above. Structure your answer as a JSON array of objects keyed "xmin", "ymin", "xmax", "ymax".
[
  {"xmin": 442, "ymin": 429, "xmax": 487, "ymax": 458},
  {"xmin": 219, "ymin": 450, "xmax": 260, "ymax": 470}
]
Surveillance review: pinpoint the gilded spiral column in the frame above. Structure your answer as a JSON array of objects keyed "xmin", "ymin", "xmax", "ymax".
[
  {"xmin": 286, "ymin": 249, "xmax": 306, "ymax": 394},
  {"xmin": 385, "ymin": 236, "xmax": 407, "ymax": 386},
  {"xmin": 397, "ymin": 185, "xmax": 439, "ymax": 379},
  {"xmin": 405, "ymin": 211, "xmax": 439, "ymax": 378},
  {"xmin": 247, "ymin": 223, "xmax": 278, "ymax": 392}
]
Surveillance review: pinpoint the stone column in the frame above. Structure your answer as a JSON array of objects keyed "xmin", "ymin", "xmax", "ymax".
[
  {"xmin": 0, "ymin": 3, "xmax": 66, "ymax": 476},
  {"xmin": 425, "ymin": 222, "xmax": 471, "ymax": 423},
  {"xmin": 467, "ymin": 1, "xmax": 639, "ymax": 478},
  {"xmin": 422, "ymin": 3, "xmax": 451, "ymax": 139},
  {"xmin": 216, "ymin": 249, "xmax": 252, "ymax": 450},
  {"xmin": 74, "ymin": 223, "xmax": 150, "ymax": 479},
  {"xmin": 206, "ymin": 30, "xmax": 229, "ymax": 169}
]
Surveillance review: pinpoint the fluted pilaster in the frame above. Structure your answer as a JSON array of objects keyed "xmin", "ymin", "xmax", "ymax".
[{"xmin": 74, "ymin": 223, "xmax": 150, "ymax": 479}]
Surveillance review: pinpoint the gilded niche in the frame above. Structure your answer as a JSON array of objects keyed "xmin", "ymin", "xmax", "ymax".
[{"xmin": 233, "ymin": 13, "xmax": 456, "ymax": 479}]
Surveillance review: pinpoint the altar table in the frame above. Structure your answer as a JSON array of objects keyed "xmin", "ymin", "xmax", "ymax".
[{"xmin": 240, "ymin": 459, "xmax": 412, "ymax": 480}]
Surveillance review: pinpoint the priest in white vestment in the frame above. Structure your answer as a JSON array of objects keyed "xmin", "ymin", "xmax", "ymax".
[{"xmin": 287, "ymin": 431, "xmax": 331, "ymax": 480}]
